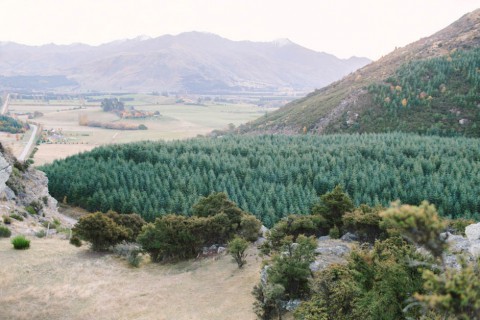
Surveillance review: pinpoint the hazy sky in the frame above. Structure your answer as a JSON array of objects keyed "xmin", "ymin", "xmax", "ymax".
[{"xmin": 0, "ymin": 0, "xmax": 479, "ymax": 59}]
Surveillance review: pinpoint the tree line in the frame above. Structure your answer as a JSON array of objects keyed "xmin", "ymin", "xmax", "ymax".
[{"xmin": 41, "ymin": 133, "xmax": 480, "ymax": 227}]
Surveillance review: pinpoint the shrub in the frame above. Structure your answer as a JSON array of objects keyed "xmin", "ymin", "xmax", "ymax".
[
  {"xmin": 0, "ymin": 225, "xmax": 11, "ymax": 238},
  {"xmin": 192, "ymin": 192, "xmax": 244, "ymax": 231},
  {"xmin": 267, "ymin": 235, "xmax": 317, "ymax": 298},
  {"xmin": 296, "ymin": 237, "xmax": 426, "ymax": 320},
  {"xmin": 106, "ymin": 211, "xmax": 146, "ymax": 241},
  {"xmin": 73, "ymin": 212, "xmax": 129, "ymax": 251},
  {"xmin": 380, "ymin": 201, "xmax": 447, "ymax": 259},
  {"xmin": 69, "ymin": 235, "xmax": 82, "ymax": 247},
  {"xmin": 311, "ymin": 185, "xmax": 354, "ymax": 229},
  {"xmin": 342, "ymin": 204, "xmax": 387, "ymax": 243},
  {"xmin": 10, "ymin": 214, "xmax": 24, "ymax": 221},
  {"xmin": 238, "ymin": 214, "xmax": 262, "ymax": 242},
  {"xmin": 137, "ymin": 215, "xmax": 201, "ymax": 262},
  {"xmin": 228, "ymin": 236, "xmax": 249, "ymax": 268},
  {"xmin": 35, "ymin": 229, "xmax": 46, "ymax": 238},
  {"xmin": 3, "ymin": 215, "xmax": 12, "ymax": 224},
  {"xmin": 11, "ymin": 235, "xmax": 30, "ymax": 249},
  {"xmin": 25, "ymin": 206, "xmax": 37, "ymax": 215},
  {"xmin": 29, "ymin": 200, "xmax": 43, "ymax": 214},
  {"xmin": 266, "ymin": 214, "xmax": 326, "ymax": 251},
  {"xmin": 112, "ymin": 242, "xmax": 142, "ymax": 267},
  {"xmin": 328, "ymin": 225, "xmax": 340, "ymax": 239}
]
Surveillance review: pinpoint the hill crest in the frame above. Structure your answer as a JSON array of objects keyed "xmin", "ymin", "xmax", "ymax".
[{"xmin": 241, "ymin": 8, "xmax": 480, "ymax": 135}]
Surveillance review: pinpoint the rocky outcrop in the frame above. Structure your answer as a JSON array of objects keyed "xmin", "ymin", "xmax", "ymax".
[
  {"xmin": 0, "ymin": 150, "xmax": 12, "ymax": 197},
  {"xmin": 0, "ymin": 146, "xmax": 75, "ymax": 236},
  {"xmin": 310, "ymin": 238, "xmax": 351, "ymax": 272},
  {"xmin": 465, "ymin": 223, "xmax": 480, "ymax": 257}
]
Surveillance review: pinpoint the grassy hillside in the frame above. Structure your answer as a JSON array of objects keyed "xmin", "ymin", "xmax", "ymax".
[
  {"xmin": 240, "ymin": 9, "xmax": 480, "ymax": 136},
  {"xmin": 41, "ymin": 134, "xmax": 480, "ymax": 227}
]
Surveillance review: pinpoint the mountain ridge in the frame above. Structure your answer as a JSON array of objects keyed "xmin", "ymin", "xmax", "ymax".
[{"xmin": 0, "ymin": 32, "xmax": 370, "ymax": 93}]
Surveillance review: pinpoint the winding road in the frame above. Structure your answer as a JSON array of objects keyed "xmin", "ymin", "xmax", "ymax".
[
  {"xmin": 1, "ymin": 93, "xmax": 9, "ymax": 115},
  {"xmin": 18, "ymin": 124, "xmax": 38, "ymax": 161}
]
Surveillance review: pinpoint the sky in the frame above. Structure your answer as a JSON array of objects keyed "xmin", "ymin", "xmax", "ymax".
[{"xmin": 0, "ymin": 0, "xmax": 479, "ymax": 60}]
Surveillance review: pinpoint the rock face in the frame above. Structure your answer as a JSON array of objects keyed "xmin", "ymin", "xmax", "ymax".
[
  {"xmin": 310, "ymin": 239, "xmax": 351, "ymax": 272},
  {"xmin": 465, "ymin": 223, "xmax": 480, "ymax": 257},
  {"xmin": 0, "ymin": 147, "xmax": 75, "ymax": 236},
  {"xmin": 0, "ymin": 152, "xmax": 12, "ymax": 197}
]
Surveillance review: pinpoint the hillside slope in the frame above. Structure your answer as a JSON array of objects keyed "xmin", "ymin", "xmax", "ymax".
[
  {"xmin": 241, "ymin": 9, "xmax": 480, "ymax": 136},
  {"xmin": 0, "ymin": 33, "xmax": 370, "ymax": 93}
]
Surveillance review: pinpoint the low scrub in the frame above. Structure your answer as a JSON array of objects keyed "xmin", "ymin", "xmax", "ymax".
[
  {"xmin": 9, "ymin": 214, "xmax": 24, "ymax": 221},
  {"xmin": 3, "ymin": 215, "xmax": 12, "ymax": 224},
  {"xmin": 0, "ymin": 225, "xmax": 11, "ymax": 238},
  {"xmin": 11, "ymin": 235, "xmax": 30, "ymax": 250}
]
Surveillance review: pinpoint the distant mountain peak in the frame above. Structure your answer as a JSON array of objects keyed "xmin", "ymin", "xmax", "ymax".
[
  {"xmin": 272, "ymin": 38, "xmax": 294, "ymax": 47},
  {"xmin": 0, "ymin": 32, "xmax": 370, "ymax": 93},
  {"xmin": 133, "ymin": 35, "xmax": 152, "ymax": 41}
]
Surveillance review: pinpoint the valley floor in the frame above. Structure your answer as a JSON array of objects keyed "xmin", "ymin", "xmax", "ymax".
[{"xmin": 0, "ymin": 238, "xmax": 260, "ymax": 320}]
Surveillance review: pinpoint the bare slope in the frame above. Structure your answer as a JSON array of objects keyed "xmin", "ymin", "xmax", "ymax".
[
  {"xmin": 0, "ymin": 238, "xmax": 260, "ymax": 320},
  {"xmin": 241, "ymin": 8, "xmax": 480, "ymax": 134},
  {"xmin": 0, "ymin": 33, "xmax": 370, "ymax": 93}
]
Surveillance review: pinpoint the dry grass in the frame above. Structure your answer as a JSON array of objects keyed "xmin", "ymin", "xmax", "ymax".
[
  {"xmin": 0, "ymin": 238, "xmax": 260, "ymax": 320},
  {"xmin": 7, "ymin": 102, "xmax": 268, "ymax": 166}
]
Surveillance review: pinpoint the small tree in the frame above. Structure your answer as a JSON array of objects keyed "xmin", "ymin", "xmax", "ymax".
[
  {"xmin": 312, "ymin": 185, "xmax": 354, "ymax": 229},
  {"xmin": 73, "ymin": 212, "xmax": 128, "ymax": 251},
  {"xmin": 268, "ymin": 235, "xmax": 317, "ymax": 298},
  {"xmin": 229, "ymin": 236, "xmax": 249, "ymax": 268}
]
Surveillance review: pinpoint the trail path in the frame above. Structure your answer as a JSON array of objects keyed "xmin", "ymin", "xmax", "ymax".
[{"xmin": 18, "ymin": 124, "xmax": 38, "ymax": 161}]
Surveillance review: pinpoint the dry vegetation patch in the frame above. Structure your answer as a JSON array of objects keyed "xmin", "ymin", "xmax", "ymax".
[{"xmin": 0, "ymin": 238, "xmax": 260, "ymax": 320}]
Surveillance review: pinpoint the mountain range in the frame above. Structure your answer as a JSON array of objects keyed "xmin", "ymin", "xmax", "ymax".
[
  {"xmin": 240, "ymin": 9, "xmax": 480, "ymax": 137},
  {"xmin": 0, "ymin": 33, "xmax": 370, "ymax": 93}
]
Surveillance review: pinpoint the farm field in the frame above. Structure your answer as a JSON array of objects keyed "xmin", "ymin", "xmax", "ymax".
[
  {"xmin": 0, "ymin": 238, "xmax": 260, "ymax": 320},
  {"xmin": 7, "ymin": 100, "xmax": 269, "ymax": 166}
]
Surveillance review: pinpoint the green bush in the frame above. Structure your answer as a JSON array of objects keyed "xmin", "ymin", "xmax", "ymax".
[
  {"xmin": 342, "ymin": 204, "xmax": 387, "ymax": 243},
  {"xmin": 35, "ymin": 230, "xmax": 46, "ymax": 238},
  {"xmin": 228, "ymin": 236, "xmax": 249, "ymax": 268},
  {"xmin": 25, "ymin": 206, "xmax": 36, "ymax": 215},
  {"xmin": 11, "ymin": 235, "xmax": 30, "ymax": 249},
  {"xmin": 69, "ymin": 235, "xmax": 82, "ymax": 247},
  {"xmin": 0, "ymin": 225, "xmax": 11, "ymax": 238},
  {"xmin": 28, "ymin": 200, "xmax": 43, "ymax": 214},
  {"xmin": 238, "ymin": 214, "xmax": 262, "ymax": 242},
  {"xmin": 328, "ymin": 225, "xmax": 340, "ymax": 239},
  {"xmin": 9, "ymin": 214, "xmax": 24, "ymax": 221},
  {"xmin": 106, "ymin": 211, "xmax": 146, "ymax": 241},
  {"xmin": 137, "ymin": 215, "xmax": 202, "ymax": 262},
  {"xmin": 3, "ymin": 215, "xmax": 12, "ymax": 224},
  {"xmin": 295, "ymin": 237, "xmax": 426, "ymax": 320},
  {"xmin": 266, "ymin": 214, "xmax": 326, "ymax": 252},
  {"xmin": 311, "ymin": 185, "xmax": 354, "ymax": 230},
  {"xmin": 73, "ymin": 212, "xmax": 128, "ymax": 251}
]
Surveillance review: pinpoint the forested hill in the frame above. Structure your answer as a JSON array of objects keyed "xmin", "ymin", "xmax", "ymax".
[
  {"xmin": 41, "ymin": 134, "xmax": 480, "ymax": 227},
  {"xmin": 239, "ymin": 8, "xmax": 480, "ymax": 137}
]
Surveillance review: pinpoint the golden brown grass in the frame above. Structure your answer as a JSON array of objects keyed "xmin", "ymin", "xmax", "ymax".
[{"xmin": 0, "ymin": 238, "xmax": 260, "ymax": 320}]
